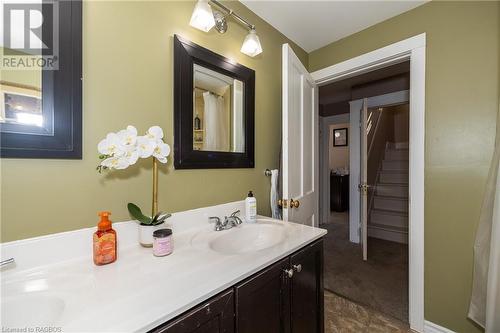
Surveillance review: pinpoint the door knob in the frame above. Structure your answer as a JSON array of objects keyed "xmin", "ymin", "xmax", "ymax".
[
  {"xmin": 292, "ymin": 264, "xmax": 302, "ymax": 273},
  {"xmin": 290, "ymin": 199, "xmax": 300, "ymax": 208},
  {"xmin": 283, "ymin": 268, "xmax": 294, "ymax": 278},
  {"xmin": 278, "ymin": 199, "xmax": 288, "ymax": 208},
  {"xmin": 358, "ymin": 183, "xmax": 370, "ymax": 194}
]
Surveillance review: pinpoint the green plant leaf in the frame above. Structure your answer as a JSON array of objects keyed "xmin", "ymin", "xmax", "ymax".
[
  {"xmin": 151, "ymin": 212, "xmax": 171, "ymax": 226},
  {"xmin": 127, "ymin": 203, "xmax": 152, "ymax": 225},
  {"xmin": 157, "ymin": 213, "xmax": 171, "ymax": 222},
  {"xmin": 151, "ymin": 211, "xmax": 162, "ymax": 223},
  {"xmin": 163, "ymin": 213, "xmax": 172, "ymax": 219}
]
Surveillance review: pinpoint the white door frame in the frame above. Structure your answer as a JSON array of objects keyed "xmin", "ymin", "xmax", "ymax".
[
  {"xmin": 311, "ymin": 33, "xmax": 426, "ymax": 332},
  {"xmin": 319, "ymin": 113, "xmax": 350, "ymax": 225}
]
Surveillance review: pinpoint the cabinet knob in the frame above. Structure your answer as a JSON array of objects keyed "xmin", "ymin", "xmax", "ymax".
[
  {"xmin": 283, "ymin": 268, "xmax": 294, "ymax": 278},
  {"xmin": 292, "ymin": 264, "xmax": 302, "ymax": 273}
]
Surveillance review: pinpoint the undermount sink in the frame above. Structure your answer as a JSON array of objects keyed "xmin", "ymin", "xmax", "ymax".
[
  {"xmin": 1, "ymin": 273, "xmax": 94, "ymax": 327},
  {"xmin": 191, "ymin": 220, "xmax": 287, "ymax": 255},
  {"xmin": 1, "ymin": 294, "xmax": 65, "ymax": 327}
]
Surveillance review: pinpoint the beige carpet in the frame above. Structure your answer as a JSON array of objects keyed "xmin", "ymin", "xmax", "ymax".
[{"xmin": 321, "ymin": 212, "xmax": 409, "ymax": 322}]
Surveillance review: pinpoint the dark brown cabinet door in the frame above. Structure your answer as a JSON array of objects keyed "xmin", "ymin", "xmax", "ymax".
[
  {"xmin": 151, "ymin": 289, "xmax": 234, "ymax": 333},
  {"xmin": 235, "ymin": 258, "xmax": 291, "ymax": 333},
  {"xmin": 290, "ymin": 239, "xmax": 324, "ymax": 333}
]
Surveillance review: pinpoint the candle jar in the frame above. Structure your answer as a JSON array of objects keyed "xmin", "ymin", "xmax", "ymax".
[{"xmin": 153, "ymin": 229, "xmax": 173, "ymax": 257}]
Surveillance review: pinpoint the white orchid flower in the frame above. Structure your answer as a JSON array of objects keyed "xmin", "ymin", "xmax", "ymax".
[
  {"xmin": 97, "ymin": 132, "xmax": 125, "ymax": 157},
  {"xmin": 101, "ymin": 156, "xmax": 130, "ymax": 170},
  {"xmin": 136, "ymin": 136, "xmax": 155, "ymax": 158},
  {"xmin": 117, "ymin": 125, "xmax": 138, "ymax": 147},
  {"xmin": 146, "ymin": 126, "xmax": 164, "ymax": 141},
  {"xmin": 124, "ymin": 148, "xmax": 139, "ymax": 165},
  {"xmin": 153, "ymin": 141, "xmax": 171, "ymax": 163}
]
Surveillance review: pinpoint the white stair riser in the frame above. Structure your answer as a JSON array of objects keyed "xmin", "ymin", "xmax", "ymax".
[
  {"xmin": 368, "ymin": 227, "xmax": 408, "ymax": 244},
  {"xmin": 376, "ymin": 185, "xmax": 408, "ymax": 198},
  {"xmin": 380, "ymin": 172, "xmax": 408, "ymax": 184},
  {"xmin": 382, "ymin": 160, "xmax": 408, "ymax": 171},
  {"xmin": 385, "ymin": 150, "xmax": 409, "ymax": 161},
  {"xmin": 374, "ymin": 197, "xmax": 408, "ymax": 212},
  {"xmin": 387, "ymin": 142, "xmax": 409, "ymax": 149},
  {"xmin": 370, "ymin": 211, "xmax": 408, "ymax": 228}
]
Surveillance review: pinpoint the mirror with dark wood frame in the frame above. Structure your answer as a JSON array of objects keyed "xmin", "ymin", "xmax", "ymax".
[
  {"xmin": 174, "ymin": 35, "xmax": 255, "ymax": 169},
  {"xmin": 0, "ymin": 0, "xmax": 82, "ymax": 159}
]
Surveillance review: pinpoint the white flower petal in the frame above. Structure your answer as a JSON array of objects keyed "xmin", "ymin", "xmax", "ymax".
[
  {"xmin": 147, "ymin": 126, "xmax": 164, "ymax": 140},
  {"xmin": 98, "ymin": 132, "xmax": 125, "ymax": 156},
  {"xmin": 125, "ymin": 149, "xmax": 139, "ymax": 165},
  {"xmin": 97, "ymin": 138, "xmax": 110, "ymax": 155},
  {"xmin": 101, "ymin": 157, "xmax": 115, "ymax": 168},
  {"xmin": 153, "ymin": 141, "xmax": 171, "ymax": 159},
  {"xmin": 161, "ymin": 143, "xmax": 171, "ymax": 157},
  {"xmin": 156, "ymin": 156, "xmax": 168, "ymax": 164},
  {"xmin": 126, "ymin": 125, "xmax": 137, "ymax": 136},
  {"xmin": 136, "ymin": 136, "xmax": 155, "ymax": 158},
  {"xmin": 101, "ymin": 156, "xmax": 130, "ymax": 170},
  {"xmin": 114, "ymin": 157, "xmax": 130, "ymax": 169},
  {"xmin": 117, "ymin": 126, "xmax": 138, "ymax": 147}
]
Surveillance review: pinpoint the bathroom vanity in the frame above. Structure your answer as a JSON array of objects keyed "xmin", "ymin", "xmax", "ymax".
[
  {"xmin": 0, "ymin": 201, "xmax": 326, "ymax": 332},
  {"xmin": 151, "ymin": 239, "xmax": 323, "ymax": 333}
]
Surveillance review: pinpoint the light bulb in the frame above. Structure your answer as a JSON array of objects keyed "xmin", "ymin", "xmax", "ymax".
[
  {"xmin": 189, "ymin": 0, "xmax": 215, "ymax": 32},
  {"xmin": 241, "ymin": 29, "xmax": 263, "ymax": 57}
]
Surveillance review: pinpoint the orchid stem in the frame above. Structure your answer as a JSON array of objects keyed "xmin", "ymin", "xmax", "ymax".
[{"xmin": 152, "ymin": 157, "xmax": 158, "ymax": 217}]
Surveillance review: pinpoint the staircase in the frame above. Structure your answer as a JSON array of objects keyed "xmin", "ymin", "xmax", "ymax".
[{"xmin": 368, "ymin": 142, "xmax": 409, "ymax": 243}]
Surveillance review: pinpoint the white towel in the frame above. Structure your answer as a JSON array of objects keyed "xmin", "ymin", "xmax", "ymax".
[{"xmin": 270, "ymin": 169, "xmax": 281, "ymax": 220}]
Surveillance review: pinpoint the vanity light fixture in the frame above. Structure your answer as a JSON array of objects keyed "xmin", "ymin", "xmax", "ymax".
[
  {"xmin": 241, "ymin": 29, "xmax": 263, "ymax": 57},
  {"xmin": 189, "ymin": 0, "xmax": 216, "ymax": 32},
  {"xmin": 189, "ymin": 0, "xmax": 263, "ymax": 57}
]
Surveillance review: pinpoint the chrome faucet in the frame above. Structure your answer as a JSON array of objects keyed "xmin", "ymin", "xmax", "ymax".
[
  {"xmin": 209, "ymin": 210, "xmax": 243, "ymax": 231},
  {"xmin": 209, "ymin": 216, "xmax": 225, "ymax": 231},
  {"xmin": 225, "ymin": 210, "xmax": 243, "ymax": 227},
  {"xmin": 1, "ymin": 258, "xmax": 15, "ymax": 267}
]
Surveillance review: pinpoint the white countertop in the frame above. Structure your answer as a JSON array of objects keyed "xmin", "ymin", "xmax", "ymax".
[{"xmin": 1, "ymin": 201, "xmax": 326, "ymax": 332}]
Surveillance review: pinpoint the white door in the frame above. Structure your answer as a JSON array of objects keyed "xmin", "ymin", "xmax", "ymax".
[
  {"xmin": 282, "ymin": 44, "xmax": 318, "ymax": 226},
  {"xmin": 359, "ymin": 98, "xmax": 368, "ymax": 260}
]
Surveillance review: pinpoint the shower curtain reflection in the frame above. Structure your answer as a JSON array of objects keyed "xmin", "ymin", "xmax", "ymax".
[{"xmin": 203, "ymin": 92, "xmax": 229, "ymax": 151}]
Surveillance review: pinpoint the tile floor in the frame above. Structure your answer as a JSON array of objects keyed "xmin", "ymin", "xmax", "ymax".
[{"xmin": 325, "ymin": 291, "xmax": 413, "ymax": 333}]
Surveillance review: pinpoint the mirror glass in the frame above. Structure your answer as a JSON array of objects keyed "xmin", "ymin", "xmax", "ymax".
[
  {"xmin": 193, "ymin": 64, "xmax": 245, "ymax": 153},
  {"xmin": 0, "ymin": 47, "xmax": 52, "ymax": 136}
]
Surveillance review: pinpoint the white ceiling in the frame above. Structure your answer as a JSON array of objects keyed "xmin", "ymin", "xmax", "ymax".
[{"xmin": 240, "ymin": 1, "xmax": 427, "ymax": 52}]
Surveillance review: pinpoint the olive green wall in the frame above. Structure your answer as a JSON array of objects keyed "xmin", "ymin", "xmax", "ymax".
[
  {"xmin": 0, "ymin": 1, "xmax": 307, "ymax": 242},
  {"xmin": 0, "ymin": 48, "xmax": 42, "ymax": 89},
  {"xmin": 309, "ymin": 2, "xmax": 499, "ymax": 332}
]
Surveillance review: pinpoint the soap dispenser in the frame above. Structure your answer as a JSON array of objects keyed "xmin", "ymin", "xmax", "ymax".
[
  {"xmin": 93, "ymin": 211, "xmax": 117, "ymax": 265},
  {"xmin": 245, "ymin": 191, "xmax": 257, "ymax": 223}
]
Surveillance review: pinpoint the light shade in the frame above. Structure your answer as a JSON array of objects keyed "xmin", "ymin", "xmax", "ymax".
[
  {"xmin": 189, "ymin": 0, "xmax": 215, "ymax": 32},
  {"xmin": 240, "ymin": 29, "xmax": 263, "ymax": 57}
]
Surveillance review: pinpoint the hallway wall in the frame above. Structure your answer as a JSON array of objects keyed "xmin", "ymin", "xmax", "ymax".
[
  {"xmin": 393, "ymin": 104, "xmax": 409, "ymax": 143},
  {"xmin": 329, "ymin": 123, "xmax": 350, "ymax": 172}
]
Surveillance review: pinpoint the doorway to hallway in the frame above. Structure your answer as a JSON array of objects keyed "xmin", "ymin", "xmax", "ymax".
[{"xmin": 318, "ymin": 63, "xmax": 410, "ymax": 323}]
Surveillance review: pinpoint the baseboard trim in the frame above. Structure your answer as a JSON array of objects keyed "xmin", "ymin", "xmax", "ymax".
[{"xmin": 424, "ymin": 320, "xmax": 456, "ymax": 333}]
